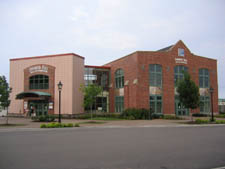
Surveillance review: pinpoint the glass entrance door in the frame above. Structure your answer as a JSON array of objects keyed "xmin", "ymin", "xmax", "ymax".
[
  {"xmin": 28, "ymin": 100, "xmax": 48, "ymax": 116},
  {"xmin": 175, "ymin": 96, "xmax": 189, "ymax": 116}
]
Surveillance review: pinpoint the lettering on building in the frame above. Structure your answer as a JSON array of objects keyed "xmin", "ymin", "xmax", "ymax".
[
  {"xmin": 175, "ymin": 58, "xmax": 187, "ymax": 64},
  {"xmin": 29, "ymin": 65, "xmax": 48, "ymax": 74}
]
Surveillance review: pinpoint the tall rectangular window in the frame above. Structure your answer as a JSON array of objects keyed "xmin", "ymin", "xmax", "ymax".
[
  {"xmin": 200, "ymin": 96, "xmax": 210, "ymax": 114},
  {"xmin": 174, "ymin": 66, "xmax": 188, "ymax": 85},
  {"xmin": 199, "ymin": 68, "xmax": 209, "ymax": 88},
  {"xmin": 149, "ymin": 64, "xmax": 162, "ymax": 87},
  {"xmin": 150, "ymin": 95, "xmax": 162, "ymax": 114},
  {"xmin": 115, "ymin": 96, "xmax": 124, "ymax": 112}
]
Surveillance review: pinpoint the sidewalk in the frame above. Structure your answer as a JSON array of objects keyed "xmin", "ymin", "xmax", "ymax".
[
  {"xmin": 0, "ymin": 116, "xmax": 190, "ymax": 128},
  {"xmin": 1, "ymin": 116, "xmax": 224, "ymax": 129}
]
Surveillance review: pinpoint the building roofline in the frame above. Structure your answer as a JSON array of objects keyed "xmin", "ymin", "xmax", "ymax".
[
  {"xmin": 191, "ymin": 53, "xmax": 217, "ymax": 61},
  {"xmin": 85, "ymin": 65, "xmax": 111, "ymax": 69},
  {"xmin": 103, "ymin": 51, "xmax": 138, "ymax": 66},
  {"xmin": 10, "ymin": 53, "xmax": 85, "ymax": 61}
]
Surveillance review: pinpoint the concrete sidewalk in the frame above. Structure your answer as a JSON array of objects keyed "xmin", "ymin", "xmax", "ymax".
[
  {"xmin": 0, "ymin": 116, "xmax": 191, "ymax": 128},
  {"xmin": 1, "ymin": 116, "xmax": 224, "ymax": 129}
]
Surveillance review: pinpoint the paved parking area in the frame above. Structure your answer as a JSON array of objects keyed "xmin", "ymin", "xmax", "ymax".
[{"xmin": 1, "ymin": 125, "xmax": 225, "ymax": 169}]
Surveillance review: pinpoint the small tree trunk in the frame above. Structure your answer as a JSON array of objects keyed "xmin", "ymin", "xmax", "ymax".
[
  {"xmin": 6, "ymin": 106, "xmax": 9, "ymax": 125},
  {"xmin": 91, "ymin": 104, "xmax": 93, "ymax": 120}
]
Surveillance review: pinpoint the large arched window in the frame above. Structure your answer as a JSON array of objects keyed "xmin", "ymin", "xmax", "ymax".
[
  {"xmin": 149, "ymin": 64, "xmax": 162, "ymax": 87},
  {"xmin": 174, "ymin": 65, "xmax": 188, "ymax": 85},
  {"xmin": 199, "ymin": 68, "xmax": 209, "ymax": 88},
  {"xmin": 29, "ymin": 75, "xmax": 49, "ymax": 89},
  {"xmin": 115, "ymin": 69, "xmax": 124, "ymax": 88}
]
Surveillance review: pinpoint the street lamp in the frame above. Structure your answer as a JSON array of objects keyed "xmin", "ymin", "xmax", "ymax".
[
  {"xmin": 57, "ymin": 81, "xmax": 63, "ymax": 123},
  {"xmin": 209, "ymin": 86, "xmax": 214, "ymax": 122}
]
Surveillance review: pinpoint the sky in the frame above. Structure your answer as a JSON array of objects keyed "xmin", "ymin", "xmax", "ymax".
[{"xmin": 0, "ymin": 0, "xmax": 225, "ymax": 98}]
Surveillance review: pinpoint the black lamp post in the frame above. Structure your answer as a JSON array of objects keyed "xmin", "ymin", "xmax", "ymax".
[
  {"xmin": 209, "ymin": 86, "xmax": 214, "ymax": 122},
  {"xmin": 58, "ymin": 81, "xmax": 63, "ymax": 123}
]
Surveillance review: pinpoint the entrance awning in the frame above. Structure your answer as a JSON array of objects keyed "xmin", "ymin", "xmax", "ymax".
[{"xmin": 16, "ymin": 91, "xmax": 51, "ymax": 99}]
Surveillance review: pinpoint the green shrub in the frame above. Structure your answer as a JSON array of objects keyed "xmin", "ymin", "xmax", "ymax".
[
  {"xmin": 74, "ymin": 123, "xmax": 80, "ymax": 127},
  {"xmin": 163, "ymin": 115, "xmax": 182, "ymax": 120},
  {"xmin": 40, "ymin": 122, "xmax": 77, "ymax": 128},
  {"xmin": 65, "ymin": 123, "xmax": 73, "ymax": 127},
  {"xmin": 40, "ymin": 124, "xmax": 47, "ymax": 128},
  {"xmin": 215, "ymin": 114, "xmax": 225, "ymax": 118},
  {"xmin": 195, "ymin": 119, "xmax": 210, "ymax": 124},
  {"xmin": 151, "ymin": 113, "xmax": 164, "ymax": 119},
  {"xmin": 215, "ymin": 120, "xmax": 225, "ymax": 124},
  {"xmin": 32, "ymin": 115, "xmax": 56, "ymax": 122},
  {"xmin": 192, "ymin": 113, "xmax": 208, "ymax": 117},
  {"xmin": 75, "ymin": 113, "xmax": 121, "ymax": 119},
  {"xmin": 120, "ymin": 108, "xmax": 150, "ymax": 120}
]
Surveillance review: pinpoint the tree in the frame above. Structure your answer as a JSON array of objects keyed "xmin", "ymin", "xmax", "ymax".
[
  {"xmin": 177, "ymin": 72, "xmax": 200, "ymax": 114},
  {"xmin": 0, "ymin": 76, "xmax": 12, "ymax": 125},
  {"xmin": 80, "ymin": 84, "xmax": 103, "ymax": 119}
]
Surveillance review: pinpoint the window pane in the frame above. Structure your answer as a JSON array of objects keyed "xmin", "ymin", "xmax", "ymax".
[
  {"xmin": 150, "ymin": 65, "xmax": 155, "ymax": 72},
  {"xmin": 199, "ymin": 77, "xmax": 203, "ymax": 87},
  {"xmin": 150, "ymin": 101, "xmax": 155, "ymax": 114},
  {"xmin": 157, "ymin": 96, "xmax": 162, "ymax": 100},
  {"xmin": 156, "ymin": 65, "xmax": 161, "ymax": 72},
  {"xmin": 157, "ymin": 102, "xmax": 162, "ymax": 113},
  {"xmin": 156, "ymin": 74, "xmax": 161, "ymax": 86},
  {"xmin": 29, "ymin": 75, "xmax": 49, "ymax": 89}
]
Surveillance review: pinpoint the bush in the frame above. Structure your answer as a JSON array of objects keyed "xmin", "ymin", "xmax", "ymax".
[
  {"xmin": 40, "ymin": 124, "xmax": 47, "ymax": 128},
  {"xmin": 215, "ymin": 120, "xmax": 225, "ymax": 124},
  {"xmin": 151, "ymin": 113, "xmax": 164, "ymax": 119},
  {"xmin": 74, "ymin": 123, "xmax": 80, "ymax": 127},
  {"xmin": 195, "ymin": 119, "xmax": 210, "ymax": 124},
  {"xmin": 32, "ymin": 115, "xmax": 56, "ymax": 122},
  {"xmin": 163, "ymin": 115, "xmax": 182, "ymax": 120},
  {"xmin": 75, "ymin": 113, "xmax": 121, "ymax": 119},
  {"xmin": 40, "ymin": 122, "xmax": 76, "ymax": 128},
  {"xmin": 120, "ymin": 108, "xmax": 151, "ymax": 120},
  {"xmin": 215, "ymin": 114, "xmax": 225, "ymax": 118},
  {"xmin": 192, "ymin": 113, "xmax": 208, "ymax": 117}
]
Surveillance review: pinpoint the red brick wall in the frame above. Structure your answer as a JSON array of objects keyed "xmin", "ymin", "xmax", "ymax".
[
  {"xmin": 106, "ymin": 40, "xmax": 218, "ymax": 114},
  {"xmin": 24, "ymin": 64, "xmax": 55, "ymax": 114}
]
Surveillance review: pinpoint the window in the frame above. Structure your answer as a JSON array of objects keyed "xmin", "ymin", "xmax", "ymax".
[
  {"xmin": 115, "ymin": 69, "xmax": 124, "ymax": 88},
  {"xmin": 150, "ymin": 95, "xmax": 162, "ymax": 114},
  {"xmin": 115, "ymin": 96, "xmax": 124, "ymax": 112},
  {"xmin": 174, "ymin": 66, "xmax": 188, "ymax": 85},
  {"xmin": 200, "ymin": 96, "xmax": 210, "ymax": 114},
  {"xmin": 199, "ymin": 68, "xmax": 209, "ymax": 88},
  {"xmin": 29, "ymin": 75, "xmax": 49, "ymax": 89},
  {"xmin": 178, "ymin": 48, "xmax": 184, "ymax": 57},
  {"xmin": 149, "ymin": 64, "xmax": 162, "ymax": 87}
]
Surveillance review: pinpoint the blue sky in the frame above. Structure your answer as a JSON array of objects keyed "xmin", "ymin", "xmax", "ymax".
[{"xmin": 0, "ymin": 0, "xmax": 225, "ymax": 97}]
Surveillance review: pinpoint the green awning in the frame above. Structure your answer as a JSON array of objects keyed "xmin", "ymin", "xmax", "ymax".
[{"xmin": 16, "ymin": 91, "xmax": 51, "ymax": 99}]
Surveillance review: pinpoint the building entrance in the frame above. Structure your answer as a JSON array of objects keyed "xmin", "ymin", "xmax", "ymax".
[
  {"xmin": 175, "ymin": 96, "xmax": 189, "ymax": 116},
  {"xmin": 28, "ymin": 100, "xmax": 48, "ymax": 116}
]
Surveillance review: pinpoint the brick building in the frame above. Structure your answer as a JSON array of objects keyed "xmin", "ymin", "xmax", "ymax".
[
  {"xmin": 105, "ymin": 40, "xmax": 218, "ymax": 115},
  {"xmin": 9, "ymin": 40, "xmax": 218, "ymax": 116}
]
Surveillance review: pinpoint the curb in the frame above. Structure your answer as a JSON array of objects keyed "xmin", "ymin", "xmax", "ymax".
[{"xmin": 0, "ymin": 124, "xmax": 225, "ymax": 132}]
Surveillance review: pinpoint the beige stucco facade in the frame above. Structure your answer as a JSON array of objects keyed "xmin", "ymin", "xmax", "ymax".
[{"xmin": 9, "ymin": 53, "xmax": 84, "ymax": 115}]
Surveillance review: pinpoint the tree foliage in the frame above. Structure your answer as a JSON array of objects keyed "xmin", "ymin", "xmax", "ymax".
[
  {"xmin": 80, "ymin": 84, "xmax": 103, "ymax": 112},
  {"xmin": 177, "ymin": 72, "xmax": 200, "ymax": 110},
  {"xmin": 0, "ymin": 76, "xmax": 12, "ymax": 108}
]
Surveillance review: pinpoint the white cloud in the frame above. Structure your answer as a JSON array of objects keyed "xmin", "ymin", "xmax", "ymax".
[{"xmin": 70, "ymin": 6, "xmax": 89, "ymax": 21}]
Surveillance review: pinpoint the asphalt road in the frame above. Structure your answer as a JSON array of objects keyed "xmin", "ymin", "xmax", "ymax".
[{"xmin": 0, "ymin": 126, "xmax": 225, "ymax": 169}]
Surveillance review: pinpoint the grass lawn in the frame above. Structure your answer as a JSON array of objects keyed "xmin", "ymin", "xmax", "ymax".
[
  {"xmin": 85, "ymin": 117, "xmax": 124, "ymax": 121},
  {"xmin": 79, "ymin": 121, "xmax": 107, "ymax": 124},
  {"xmin": 0, "ymin": 123, "xmax": 27, "ymax": 127}
]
